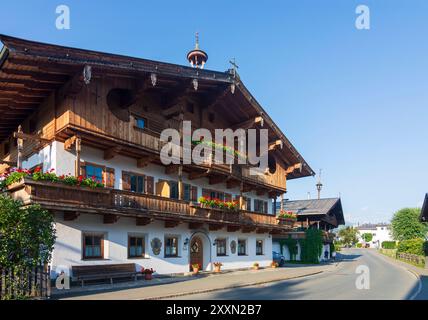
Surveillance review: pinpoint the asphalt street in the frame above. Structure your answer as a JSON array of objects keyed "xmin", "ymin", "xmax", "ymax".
[{"xmin": 171, "ymin": 249, "xmax": 421, "ymax": 300}]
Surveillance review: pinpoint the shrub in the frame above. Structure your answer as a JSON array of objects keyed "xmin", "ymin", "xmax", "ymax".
[
  {"xmin": 397, "ymin": 238, "xmax": 425, "ymax": 256},
  {"xmin": 424, "ymin": 241, "xmax": 428, "ymax": 257},
  {"xmin": 356, "ymin": 243, "xmax": 362, "ymax": 248},
  {"xmin": 300, "ymin": 229, "xmax": 323, "ymax": 264},
  {"xmin": 382, "ymin": 241, "xmax": 396, "ymax": 249}
]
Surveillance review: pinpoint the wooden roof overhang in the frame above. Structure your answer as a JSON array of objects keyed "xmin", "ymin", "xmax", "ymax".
[
  {"xmin": 420, "ymin": 194, "xmax": 428, "ymax": 222},
  {"xmin": 0, "ymin": 34, "xmax": 313, "ymax": 180}
]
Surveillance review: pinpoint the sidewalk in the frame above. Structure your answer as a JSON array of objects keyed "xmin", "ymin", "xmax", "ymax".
[{"xmin": 56, "ymin": 262, "xmax": 338, "ymax": 300}]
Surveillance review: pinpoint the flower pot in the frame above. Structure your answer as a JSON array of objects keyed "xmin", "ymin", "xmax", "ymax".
[
  {"xmin": 144, "ymin": 273, "xmax": 153, "ymax": 280},
  {"xmin": 253, "ymin": 266, "xmax": 259, "ymax": 270},
  {"xmin": 193, "ymin": 268, "xmax": 200, "ymax": 274},
  {"xmin": 214, "ymin": 266, "xmax": 221, "ymax": 273},
  {"xmin": 271, "ymin": 264, "xmax": 277, "ymax": 269}
]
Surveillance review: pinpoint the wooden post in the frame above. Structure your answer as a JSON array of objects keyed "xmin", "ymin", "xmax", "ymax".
[
  {"xmin": 75, "ymin": 136, "xmax": 81, "ymax": 177},
  {"xmin": 178, "ymin": 110, "xmax": 184, "ymax": 200},
  {"xmin": 280, "ymin": 193, "xmax": 284, "ymax": 211},
  {"xmin": 239, "ymin": 181, "xmax": 244, "ymax": 210},
  {"xmin": 16, "ymin": 125, "xmax": 24, "ymax": 169}
]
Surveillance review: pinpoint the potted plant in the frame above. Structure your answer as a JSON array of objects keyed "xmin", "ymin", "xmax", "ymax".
[
  {"xmin": 141, "ymin": 267, "xmax": 155, "ymax": 280},
  {"xmin": 213, "ymin": 262, "xmax": 223, "ymax": 273},
  {"xmin": 271, "ymin": 261, "xmax": 279, "ymax": 268},
  {"xmin": 277, "ymin": 210, "xmax": 298, "ymax": 226},
  {"xmin": 252, "ymin": 262, "xmax": 259, "ymax": 270},
  {"xmin": 192, "ymin": 263, "xmax": 200, "ymax": 274}
]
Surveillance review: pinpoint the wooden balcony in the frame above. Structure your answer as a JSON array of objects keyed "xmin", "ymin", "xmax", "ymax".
[{"xmin": 6, "ymin": 178, "xmax": 291, "ymax": 233}]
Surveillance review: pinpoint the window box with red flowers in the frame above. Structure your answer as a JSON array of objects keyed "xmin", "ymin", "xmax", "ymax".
[{"xmin": 277, "ymin": 210, "xmax": 298, "ymax": 226}]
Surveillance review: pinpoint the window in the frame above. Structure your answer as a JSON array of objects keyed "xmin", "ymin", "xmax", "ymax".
[
  {"xmin": 183, "ymin": 183, "xmax": 191, "ymax": 201},
  {"xmin": 83, "ymin": 233, "xmax": 104, "ymax": 259},
  {"xmin": 254, "ymin": 200, "xmax": 268, "ymax": 213},
  {"xmin": 170, "ymin": 181, "xmax": 179, "ymax": 200},
  {"xmin": 245, "ymin": 197, "xmax": 252, "ymax": 211},
  {"xmin": 128, "ymin": 235, "xmax": 145, "ymax": 258},
  {"xmin": 85, "ymin": 164, "xmax": 104, "ymax": 183},
  {"xmin": 130, "ymin": 174, "xmax": 145, "ymax": 193},
  {"xmin": 165, "ymin": 236, "xmax": 179, "ymax": 257},
  {"xmin": 135, "ymin": 117, "xmax": 146, "ymax": 129},
  {"xmin": 256, "ymin": 240, "xmax": 264, "ymax": 255},
  {"xmin": 238, "ymin": 239, "xmax": 247, "ymax": 256},
  {"xmin": 216, "ymin": 238, "xmax": 227, "ymax": 256}
]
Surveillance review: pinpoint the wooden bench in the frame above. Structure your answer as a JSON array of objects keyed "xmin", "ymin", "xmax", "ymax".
[{"xmin": 72, "ymin": 263, "xmax": 139, "ymax": 287}]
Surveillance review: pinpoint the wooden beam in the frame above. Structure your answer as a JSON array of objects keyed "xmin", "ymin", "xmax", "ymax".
[
  {"xmin": 165, "ymin": 164, "xmax": 180, "ymax": 175},
  {"xmin": 227, "ymin": 225, "xmax": 241, "ymax": 232},
  {"xmin": 64, "ymin": 212, "xmax": 80, "ymax": 221},
  {"xmin": 189, "ymin": 169, "xmax": 211, "ymax": 180},
  {"xmin": 256, "ymin": 189, "xmax": 266, "ymax": 196},
  {"xmin": 242, "ymin": 226, "xmax": 257, "ymax": 233},
  {"xmin": 268, "ymin": 140, "xmax": 283, "ymax": 151},
  {"xmin": 188, "ymin": 222, "xmax": 204, "ymax": 230},
  {"xmin": 208, "ymin": 224, "xmax": 223, "ymax": 231},
  {"xmin": 56, "ymin": 65, "xmax": 91, "ymax": 105},
  {"xmin": 209, "ymin": 175, "xmax": 227, "ymax": 185},
  {"xmin": 242, "ymin": 184, "xmax": 253, "ymax": 192},
  {"xmin": 226, "ymin": 179, "xmax": 240, "ymax": 189},
  {"xmin": 137, "ymin": 155, "xmax": 154, "ymax": 168},
  {"xmin": 256, "ymin": 228, "xmax": 270, "ymax": 234},
  {"xmin": 0, "ymin": 160, "xmax": 17, "ymax": 166},
  {"xmin": 136, "ymin": 217, "xmax": 153, "ymax": 226},
  {"xmin": 285, "ymin": 163, "xmax": 302, "ymax": 175},
  {"xmin": 13, "ymin": 131, "xmax": 50, "ymax": 144},
  {"xmin": 232, "ymin": 116, "xmax": 264, "ymax": 130},
  {"xmin": 165, "ymin": 220, "xmax": 180, "ymax": 228},
  {"xmin": 104, "ymin": 214, "xmax": 119, "ymax": 224},
  {"xmin": 104, "ymin": 146, "xmax": 122, "ymax": 160},
  {"xmin": 64, "ymin": 135, "xmax": 77, "ymax": 151}
]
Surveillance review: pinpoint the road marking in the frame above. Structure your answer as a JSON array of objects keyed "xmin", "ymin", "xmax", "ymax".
[{"xmin": 406, "ymin": 269, "xmax": 422, "ymax": 300}]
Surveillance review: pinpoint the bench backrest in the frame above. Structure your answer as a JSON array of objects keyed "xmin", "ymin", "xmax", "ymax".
[{"xmin": 72, "ymin": 263, "xmax": 136, "ymax": 277}]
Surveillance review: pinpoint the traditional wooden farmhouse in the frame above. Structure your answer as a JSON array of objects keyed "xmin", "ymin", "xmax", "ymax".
[
  {"xmin": 0, "ymin": 34, "xmax": 314, "ymax": 278},
  {"xmin": 273, "ymin": 198, "xmax": 344, "ymax": 261}
]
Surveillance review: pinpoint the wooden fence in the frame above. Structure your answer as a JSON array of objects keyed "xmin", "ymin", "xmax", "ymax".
[
  {"xmin": 0, "ymin": 266, "xmax": 51, "ymax": 300},
  {"xmin": 396, "ymin": 252, "xmax": 425, "ymax": 267}
]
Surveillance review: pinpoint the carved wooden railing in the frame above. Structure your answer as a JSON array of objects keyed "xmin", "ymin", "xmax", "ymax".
[{"xmin": 7, "ymin": 179, "xmax": 288, "ymax": 229}]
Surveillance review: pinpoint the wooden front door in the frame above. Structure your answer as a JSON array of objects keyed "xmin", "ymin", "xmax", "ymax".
[{"xmin": 190, "ymin": 236, "xmax": 203, "ymax": 271}]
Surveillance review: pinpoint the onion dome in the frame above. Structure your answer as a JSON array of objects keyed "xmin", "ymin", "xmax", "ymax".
[{"xmin": 187, "ymin": 32, "xmax": 208, "ymax": 69}]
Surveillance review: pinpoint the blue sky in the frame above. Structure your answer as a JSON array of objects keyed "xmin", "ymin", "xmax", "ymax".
[{"xmin": 1, "ymin": 1, "xmax": 427, "ymax": 224}]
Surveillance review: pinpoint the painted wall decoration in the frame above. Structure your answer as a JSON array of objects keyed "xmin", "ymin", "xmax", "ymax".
[{"xmin": 151, "ymin": 237, "xmax": 162, "ymax": 255}]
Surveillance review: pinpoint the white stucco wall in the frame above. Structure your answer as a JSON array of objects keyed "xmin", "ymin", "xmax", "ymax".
[
  {"xmin": 51, "ymin": 213, "xmax": 272, "ymax": 277},
  {"xmin": 357, "ymin": 226, "xmax": 393, "ymax": 248}
]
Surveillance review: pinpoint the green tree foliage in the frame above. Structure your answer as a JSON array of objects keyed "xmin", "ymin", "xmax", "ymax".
[
  {"xmin": 397, "ymin": 238, "xmax": 425, "ymax": 256},
  {"xmin": 391, "ymin": 208, "xmax": 427, "ymax": 241},
  {"xmin": 0, "ymin": 195, "xmax": 56, "ymax": 268},
  {"xmin": 338, "ymin": 226, "xmax": 359, "ymax": 246},
  {"xmin": 300, "ymin": 229, "xmax": 323, "ymax": 264},
  {"xmin": 381, "ymin": 241, "xmax": 396, "ymax": 249},
  {"xmin": 362, "ymin": 233, "xmax": 373, "ymax": 242}
]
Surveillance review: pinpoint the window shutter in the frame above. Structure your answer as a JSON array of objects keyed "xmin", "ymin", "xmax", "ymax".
[
  {"xmin": 105, "ymin": 167, "xmax": 115, "ymax": 188},
  {"xmin": 263, "ymin": 201, "xmax": 268, "ymax": 214},
  {"xmin": 191, "ymin": 186, "xmax": 198, "ymax": 202},
  {"xmin": 145, "ymin": 176, "xmax": 154, "ymax": 194},
  {"xmin": 122, "ymin": 171, "xmax": 131, "ymax": 191},
  {"xmin": 254, "ymin": 200, "xmax": 259, "ymax": 212}
]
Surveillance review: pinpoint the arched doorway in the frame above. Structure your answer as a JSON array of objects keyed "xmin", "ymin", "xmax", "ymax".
[{"xmin": 190, "ymin": 236, "xmax": 203, "ymax": 271}]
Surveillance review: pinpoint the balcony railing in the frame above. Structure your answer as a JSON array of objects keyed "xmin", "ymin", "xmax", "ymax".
[{"xmin": 6, "ymin": 178, "xmax": 291, "ymax": 231}]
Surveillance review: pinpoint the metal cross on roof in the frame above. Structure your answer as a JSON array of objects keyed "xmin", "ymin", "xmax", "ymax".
[{"xmin": 229, "ymin": 58, "xmax": 239, "ymax": 78}]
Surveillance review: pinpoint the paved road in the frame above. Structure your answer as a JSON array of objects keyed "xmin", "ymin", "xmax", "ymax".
[{"xmin": 171, "ymin": 249, "xmax": 420, "ymax": 300}]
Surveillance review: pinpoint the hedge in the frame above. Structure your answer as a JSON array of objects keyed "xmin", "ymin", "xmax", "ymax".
[
  {"xmin": 397, "ymin": 238, "xmax": 425, "ymax": 256},
  {"xmin": 382, "ymin": 241, "xmax": 396, "ymax": 249}
]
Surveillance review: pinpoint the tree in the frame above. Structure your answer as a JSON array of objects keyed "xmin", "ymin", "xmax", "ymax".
[
  {"xmin": 362, "ymin": 233, "xmax": 373, "ymax": 242},
  {"xmin": 391, "ymin": 208, "xmax": 427, "ymax": 241},
  {"xmin": 338, "ymin": 226, "xmax": 359, "ymax": 247},
  {"xmin": 0, "ymin": 195, "xmax": 56, "ymax": 299}
]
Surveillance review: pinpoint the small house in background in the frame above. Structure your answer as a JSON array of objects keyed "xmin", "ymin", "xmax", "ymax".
[
  {"xmin": 420, "ymin": 194, "xmax": 428, "ymax": 222},
  {"xmin": 356, "ymin": 223, "xmax": 392, "ymax": 249},
  {"xmin": 273, "ymin": 198, "xmax": 345, "ymax": 261}
]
